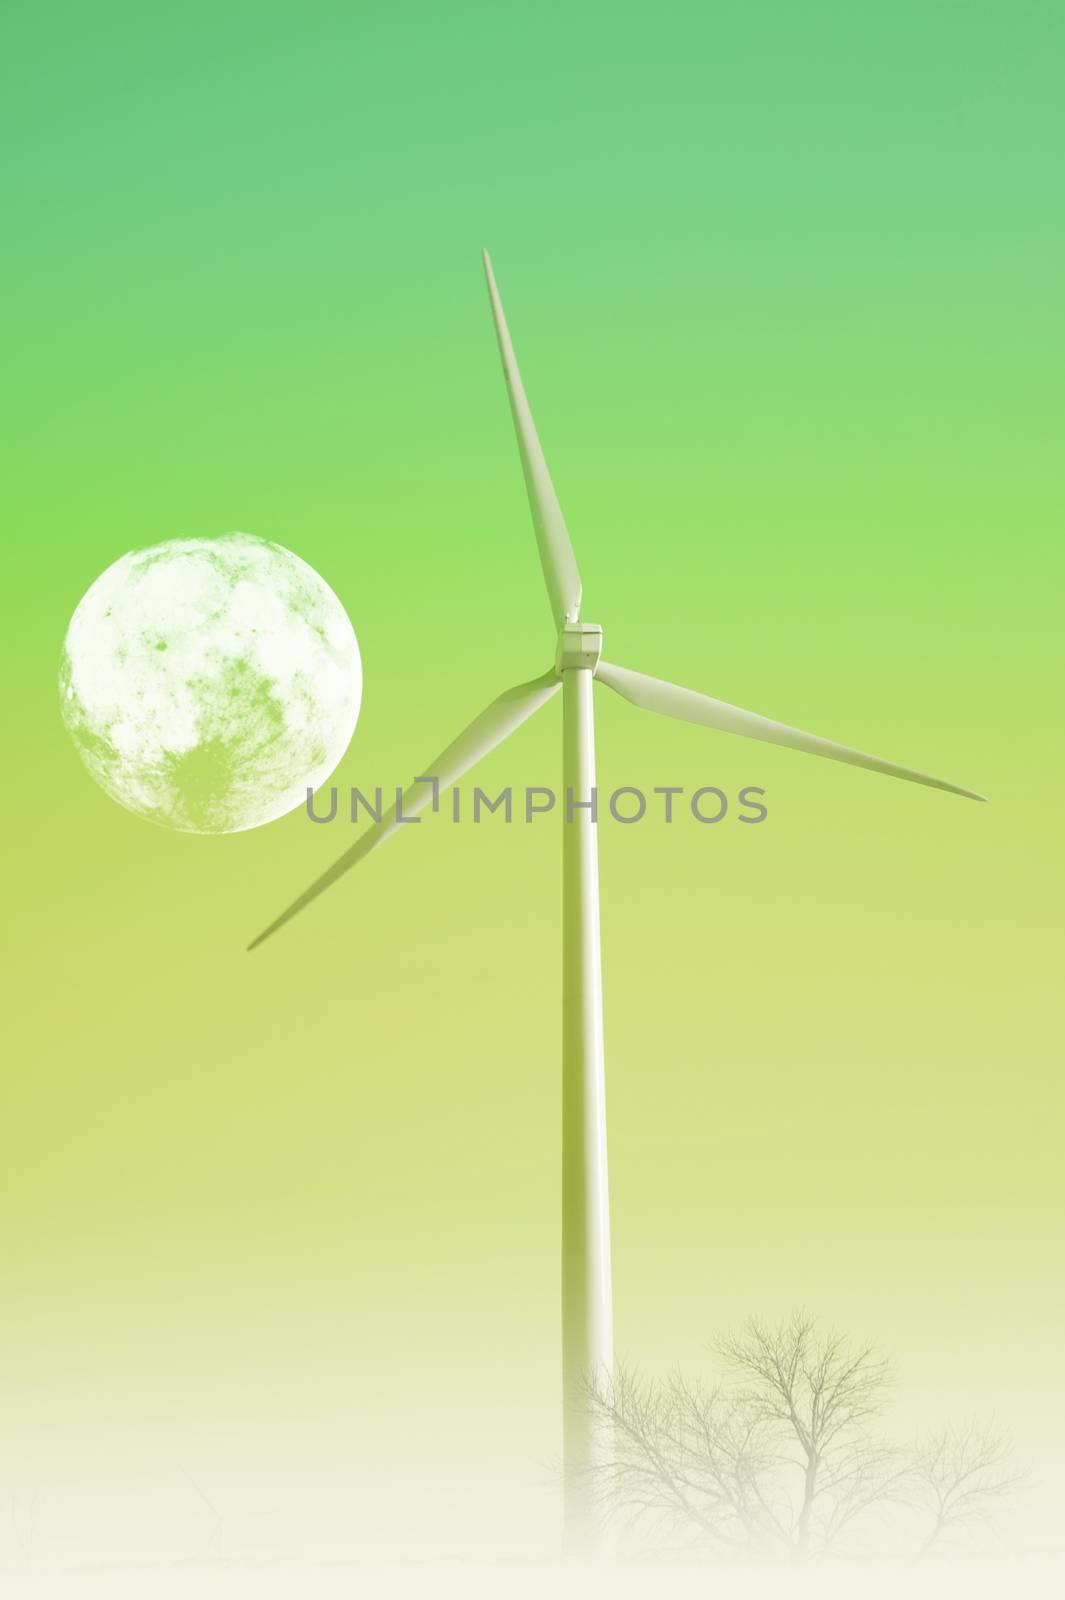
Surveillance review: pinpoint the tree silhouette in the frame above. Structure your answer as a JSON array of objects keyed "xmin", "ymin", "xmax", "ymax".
[
  {"xmin": 587, "ymin": 1312, "xmax": 1017, "ymax": 1564},
  {"xmin": 912, "ymin": 1419, "xmax": 1017, "ymax": 1560}
]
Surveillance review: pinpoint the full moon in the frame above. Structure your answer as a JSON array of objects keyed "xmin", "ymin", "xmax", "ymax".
[{"xmin": 59, "ymin": 533, "xmax": 362, "ymax": 833}]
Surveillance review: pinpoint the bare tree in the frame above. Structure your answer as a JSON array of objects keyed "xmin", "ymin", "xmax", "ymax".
[
  {"xmin": 910, "ymin": 1420, "xmax": 1019, "ymax": 1562},
  {"xmin": 588, "ymin": 1313, "xmax": 1016, "ymax": 1565}
]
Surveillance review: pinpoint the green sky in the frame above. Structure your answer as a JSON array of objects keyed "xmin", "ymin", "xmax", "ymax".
[{"xmin": 2, "ymin": 0, "xmax": 1061, "ymax": 1567}]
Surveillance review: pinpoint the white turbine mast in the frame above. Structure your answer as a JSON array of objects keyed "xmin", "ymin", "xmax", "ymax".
[{"xmin": 249, "ymin": 251, "xmax": 984, "ymax": 1550}]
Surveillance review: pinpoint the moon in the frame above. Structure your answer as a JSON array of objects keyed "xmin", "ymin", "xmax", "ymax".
[{"xmin": 59, "ymin": 532, "xmax": 362, "ymax": 833}]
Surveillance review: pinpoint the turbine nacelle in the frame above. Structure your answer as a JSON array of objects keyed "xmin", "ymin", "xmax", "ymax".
[{"xmin": 555, "ymin": 622, "xmax": 603, "ymax": 676}]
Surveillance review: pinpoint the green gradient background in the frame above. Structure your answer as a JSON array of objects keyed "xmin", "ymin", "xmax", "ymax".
[{"xmin": 2, "ymin": 0, "xmax": 1061, "ymax": 1565}]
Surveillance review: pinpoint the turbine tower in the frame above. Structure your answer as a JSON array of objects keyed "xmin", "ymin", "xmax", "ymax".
[{"xmin": 249, "ymin": 252, "xmax": 984, "ymax": 1550}]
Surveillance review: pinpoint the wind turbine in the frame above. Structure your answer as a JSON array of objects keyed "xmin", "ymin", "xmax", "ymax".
[{"xmin": 248, "ymin": 251, "xmax": 984, "ymax": 1549}]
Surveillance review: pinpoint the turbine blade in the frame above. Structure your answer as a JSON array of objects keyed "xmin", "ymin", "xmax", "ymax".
[
  {"xmin": 248, "ymin": 670, "xmax": 561, "ymax": 950},
  {"xmin": 483, "ymin": 250, "xmax": 582, "ymax": 627},
  {"xmin": 596, "ymin": 660, "xmax": 985, "ymax": 801}
]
